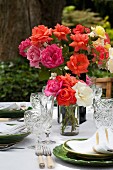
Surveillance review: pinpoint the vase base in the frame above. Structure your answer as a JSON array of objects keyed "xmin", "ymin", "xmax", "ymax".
[
  {"xmin": 61, "ymin": 126, "xmax": 79, "ymax": 136},
  {"xmin": 61, "ymin": 131, "xmax": 79, "ymax": 136}
]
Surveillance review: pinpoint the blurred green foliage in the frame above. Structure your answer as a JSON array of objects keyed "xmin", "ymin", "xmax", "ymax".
[
  {"xmin": 62, "ymin": 6, "xmax": 104, "ymax": 28},
  {"xmin": 0, "ymin": 60, "xmax": 46, "ymax": 102},
  {"xmin": 62, "ymin": 5, "xmax": 113, "ymax": 46},
  {"xmin": 88, "ymin": 68, "xmax": 113, "ymax": 78}
]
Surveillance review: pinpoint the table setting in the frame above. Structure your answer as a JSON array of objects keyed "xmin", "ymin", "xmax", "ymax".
[
  {"xmin": 0, "ymin": 101, "xmax": 113, "ymax": 170},
  {"xmin": 1, "ymin": 22, "xmax": 113, "ymax": 170}
]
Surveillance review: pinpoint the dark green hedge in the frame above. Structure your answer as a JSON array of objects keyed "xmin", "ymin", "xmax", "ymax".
[{"xmin": 0, "ymin": 60, "xmax": 46, "ymax": 102}]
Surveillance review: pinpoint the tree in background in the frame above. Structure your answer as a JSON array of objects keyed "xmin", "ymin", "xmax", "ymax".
[{"xmin": 0, "ymin": 0, "xmax": 66, "ymax": 61}]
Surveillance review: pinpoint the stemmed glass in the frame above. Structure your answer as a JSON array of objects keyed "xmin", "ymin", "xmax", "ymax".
[
  {"xmin": 42, "ymin": 96, "xmax": 56, "ymax": 144},
  {"xmin": 24, "ymin": 92, "xmax": 55, "ymax": 148},
  {"xmin": 24, "ymin": 105, "xmax": 45, "ymax": 148},
  {"xmin": 91, "ymin": 77, "xmax": 102, "ymax": 112},
  {"xmin": 42, "ymin": 86, "xmax": 56, "ymax": 144},
  {"xmin": 38, "ymin": 92, "xmax": 55, "ymax": 144}
]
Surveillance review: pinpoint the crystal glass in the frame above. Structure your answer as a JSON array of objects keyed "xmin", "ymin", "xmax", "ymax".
[
  {"xmin": 93, "ymin": 85, "xmax": 102, "ymax": 101},
  {"xmin": 24, "ymin": 92, "xmax": 55, "ymax": 147},
  {"xmin": 93, "ymin": 98, "xmax": 113, "ymax": 129},
  {"xmin": 41, "ymin": 95, "xmax": 55, "ymax": 144},
  {"xmin": 24, "ymin": 108, "xmax": 45, "ymax": 147},
  {"xmin": 30, "ymin": 92, "xmax": 42, "ymax": 109},
  {"xmin": 91, "ymin": 84, "xmax": 102, "ymax": 113},
  {"xmin": 91, "ymin": 77, "xmax": 102, "ymax": 102}
]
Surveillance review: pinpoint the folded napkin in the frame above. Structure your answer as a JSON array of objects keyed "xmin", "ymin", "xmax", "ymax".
[
  {"xmin": 66, "ymin": 127, "xmax": 113, "ymax": 155},
  {"xmin": 93, "ymin": 128, "xmax": 113, "ymax": 154},
  {"xmin": 0, "ymin": 123, "xmax": 26, "ymax": 135},
  {"xmin": 0, "ymin": 103, "xmax": 27, "ymax": 111}
]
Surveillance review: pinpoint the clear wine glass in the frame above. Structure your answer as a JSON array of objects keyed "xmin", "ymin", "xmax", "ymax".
[
  {"xmin": 40, "ymin": 95, "xmax": 56, "ymax": 144},
  {"xmin": 30, "ymin": 92, "xmax": 41, "ymax": 109},
  {"xmin": 24, "ymin": 92, "xmax": 55, "ymax": 148},
  {"xmin": 42, "ymin": 104, "xmax": 56, "ymax": 144},
  {"xmin": 24, "ymin": 107, "xmax": 45, "ymax": 148}
]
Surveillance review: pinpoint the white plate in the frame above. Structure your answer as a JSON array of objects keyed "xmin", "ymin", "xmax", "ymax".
[{"xmin": 63, "ymin": 127, "xmax": 113, "ymax": 160}]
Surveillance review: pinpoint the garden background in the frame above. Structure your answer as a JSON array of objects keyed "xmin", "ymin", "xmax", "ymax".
[{"xmin": 0, "ymin": 0, "xmax": 113, "ymax": 102}]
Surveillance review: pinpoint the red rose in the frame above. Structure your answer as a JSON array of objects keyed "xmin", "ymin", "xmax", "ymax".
[{"xmin": 57, "ymin": 87, "xmax": 76, "ymax": 106}]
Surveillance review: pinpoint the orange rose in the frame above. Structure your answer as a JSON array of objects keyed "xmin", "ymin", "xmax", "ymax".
[
  {"xmin": 53, "ymin": 24, "xmax": 71, "ymax": 41},
  {"xmin": 69, "ymin": 33, "xmax": 89, "ymax": 52},
  {"xmin": 73, "ymin": 24, "xmax": 85, "ymax": 34},
  {"xmin": 67, "ymin": 54, "xmax": 89, "ymax": 76},
  {"xmin": 30, "ymin": 25, "xmax": 53, "ymax": 46},
  {"xmin": 57, "ymin": 74, "xmax": 78, "ymax": 88},
  {"xmin": 57, "ymin": 87, "xmax": 76, "ymax": 106}
]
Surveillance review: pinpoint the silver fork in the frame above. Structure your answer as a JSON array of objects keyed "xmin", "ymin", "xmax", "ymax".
[
  {"xmin": 43, "ymin": 146, "xmax": 55, "ymax": 169},
  {"xmin": 35, "ymin": 145, "xmax": 45, "ymax": 169}
]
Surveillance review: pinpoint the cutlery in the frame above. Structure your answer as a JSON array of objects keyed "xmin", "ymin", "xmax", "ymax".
[
  {"xmin": 0, "ymin": 143, "xmax": 25, "ymax": 151},
  {"xmin": 35, "ymin": 145, "xmax": 45, "ymax": 169},
  {"xmin": 43, "ymin": 146, "xmax": 55, "ymax": 169},
  {"xmin": 0, "ymin": 118, "xmax": 11, "ymax": 122}
]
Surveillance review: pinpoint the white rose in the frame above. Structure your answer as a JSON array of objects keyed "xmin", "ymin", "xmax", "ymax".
[
  {"xmin": 109, "ymin": 47, "xmax": 113, "ymax": 59},
  {"xmin": 88, "ymin": 31, "xmax": 95, "ymax": 37},
  {"xmin": 107, "ymin": 58, "xmax": 113, "ymax": 73},
  {"xmin": 72, "ymin": 81, "xmax": 93, "ymax": 107}
]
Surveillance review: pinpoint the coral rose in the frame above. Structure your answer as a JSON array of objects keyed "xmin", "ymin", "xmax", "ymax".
[
  {"xmin": 70, "ymin": 33, "xmax": 89, "ymax": 52},
  {"xmin": 53, "ymin": 24, "xmax": 71, "ymax": 41},
  {"xmin": 73, "ymin": 24, "xmax": 85, "ymax": 34},
  {"xmin": 44, "ymin": 79, "xmax": 63, "ymax": 97},
  {"xmin": 56, "ymin": 74, "xmax": 78, "ymax": 88},
  {"xmin": 27, "ymin": 45, "xmax": 41, "ymax": 68},
  {"xmin": 41, "ymin": 44, "xmax": 64, "ymax": 68},
  {"xmin": 30, "ymin": 25, "xmax": 53, "ymax": 47},
  {"xmin": 57, "ymin": 87, "xmax": 76, "ymax": 106},
  {"xmin": 73, "ymin": 24, "xmax": 90, "ymax": 34},
  {"xmin": 67, "ymin": 53, "xmax": 89, "ymax": 76}
]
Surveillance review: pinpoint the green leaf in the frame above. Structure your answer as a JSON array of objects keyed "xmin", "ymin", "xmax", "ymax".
[{"xmin": 38, "ymin": 70, "xmax": 50, "ymax": 81}]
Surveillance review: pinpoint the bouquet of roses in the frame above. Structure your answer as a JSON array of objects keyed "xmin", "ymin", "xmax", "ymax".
[
  {"xmin": 44, "ymin": 73, "xmax": 93, "ymax": 107},
  {"xmin": 19, "ymin": 23, "xmax": 113, "ymax": 107},
  {"xmin": 19, "ymin": 23, "xmax": 112, "ymax": 82}
]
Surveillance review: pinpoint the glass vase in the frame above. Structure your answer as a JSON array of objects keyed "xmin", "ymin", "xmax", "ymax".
[
  {"xmin": 57, "ymin": 73, "xmax": 86, "ymax": 124},
  {"xmin": 93, "ymin": 98, "xmax": 113, "ymax": 129},
  {"xmin": 60, "ymin": 105, "xmax": 79, "ymax": 136}
]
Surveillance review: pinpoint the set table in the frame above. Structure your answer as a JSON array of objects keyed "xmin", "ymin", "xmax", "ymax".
[{"xmin": 0, "ymin": 102, "xmax": 113, "ymax": 170}]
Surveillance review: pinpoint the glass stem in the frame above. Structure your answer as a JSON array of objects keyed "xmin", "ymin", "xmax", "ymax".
[{"xmin": 45, "ymin": 132, "xmax": 50, "ymax": 142}]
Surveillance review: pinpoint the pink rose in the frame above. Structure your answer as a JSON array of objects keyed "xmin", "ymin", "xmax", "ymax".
[
  {"xmin": 86, "ymin": 75, "xmax": 92, "ymax": 86},
  {"xmin": 18, "ymin": 38, "xmax": 31, "ymax": 57},
  {"xmin": 44, "ymin": 79, "xmax": 63, "ymax": 97},
  {"xmin": 27, "ymin": 45, "xmax": 41, "ymax": 68},
  {"xmin": 41, "ymin": 44, "xmax": 64, "ymax": 68}
]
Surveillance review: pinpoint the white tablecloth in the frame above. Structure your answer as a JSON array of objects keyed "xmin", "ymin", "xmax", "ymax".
[{"xmin": 0, "ymin": 103, "xmax": 112, "ymax": 170}]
